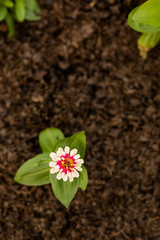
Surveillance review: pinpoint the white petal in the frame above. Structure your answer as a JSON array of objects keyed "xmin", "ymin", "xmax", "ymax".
[
  {"xmin": 50, "ymin": 167, "xmax": 59, "ymax": 174},
  {"xmin": 72, "ymin": 170, "xmax": 79, "ymax": 178},
  {"xmin": 67, "ymin": 172, "xmax": 71, "ymax": 177},
  {"xmin": 49, "ymin": 161, "xmax": 57, "ymax": 167},
  {"xmin": 75, "ymin": 159, "xmax": 84, "ymax": 165},
  {"xmin": 56, "ymin": 148, "xmax": 65, "ymax": 156},
  {"xmin": 56, "ymin": 172, "xmax": 62, "ymax": 180},
  {"xmin": 74, "ymin": 154, "xmax": 80, "ymax": 160},
  {"xmin": 69, "ymin": 175, "xmax": 73, "ymax": 182},
  {"xmin": 75, "ymin": 166, "xmax": 82, "ymax": 171},
  {"xmin": 50, "ymin": 152, "xmax": 57, "ymax": 159},
  {"xmin": 61, "ymin": 172, "xmax": 65, "ymax": 178},
  {"xmin": 50, "ymin": 156, "xmax": 61, "ymax": 162},
  {"xmin": 58, "ymin": 147, "xmax": 63, "ymax": 151},
  {"xmin": 70, "ymin": 149, "xmax": 78, "ymax": 156},
  {"xmin": 63, "ymin": 174, "xmax": 68, "ymax": 181},
  {"xmin": 64, "ymin": 146, "xmax": 70, "ymax": 154},
  {"xmin": 75, "ymin": 164, "xmax": 81, "ymax": 167}
]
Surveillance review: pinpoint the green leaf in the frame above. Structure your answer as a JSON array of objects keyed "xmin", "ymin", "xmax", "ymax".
[
  {"xmin": 0, "ymin": 5, "xmax": 7, "ymax": 21},
  {"xmin": 138, "ymin": 31, "xmax": 160, "ymax": 48},
  {"xmin": 33, "ymin": 0, "xmax": 40, "ymax": 14},
  {"xmin": 128, "ymin": 6, "xmax": 160, "ymax": 33},
  {"xmin": 0, "ymin": 0, "xmax": 14, "ymax": 8},
  {"xmin": 79, "ymin": 165, "xmax": 88, "ymax": 191},
  {"xmin": 24, "ymin": 0, "xmax": 40, "ymax": 12},
  {"xmin": 14, "ymin": 153, "xmax": 51, "ymax": 186},
  {"xmin": 53, "ymin": 131, "xmax": 86, "ymax": 159},
  {"xmin": 39, "ymin": 128, "xmax": 65, "ymax": 153},
  {"xmin": 15, "ymin": 0, "xmax": 26, "ymax": 22},
  {"xmin": 25, "ymin": 9, "xmax": 40, "ymax": 21},
  {"xmin": 50, "ymin": 173, "xmax": 79, "ymax": 208},
  {"xmin": 5, "ymin": 12, "xmax": 15, "ymax": 39},
  {"xmin": 132, "ymin": 0, "xmax": 160, "ymax": 27},
  {"xmin": 24, "ymin": 0, "xmax": 36, "ymax": 10}
]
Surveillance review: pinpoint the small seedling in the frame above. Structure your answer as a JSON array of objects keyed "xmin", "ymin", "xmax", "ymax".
[
  {"xmin": 0, "ymin": 0, "xmax": 40, "ymax": 38},
  {"xmin": 14, "ymin": 128, "xmax": 88, "ymax": 208},
  {"xmin": 128, "ymin": 0, "xmax": 160, "ymax": 58}
]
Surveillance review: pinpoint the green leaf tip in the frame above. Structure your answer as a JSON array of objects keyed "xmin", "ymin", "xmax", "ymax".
[
  {"xmin": 50, "ymin": 173, "xmax": 80, "ymax": 208},
  {"xmin": 0, "ymin": 0, "xmax": 40, "ymax": 38},
  {"xmin": 53, "ymin": 131, "xmax": 86, "ymax": 159},
  {"xmin": 39, "ymin": 127, "xmax": 65, "ymax": 153},
  {"xmin": 132, "ymin": 0, "xmax": 160, "ymax": 28},
  {"xmin": 79, "ymin": 165, "xmax": 88, "ymax": 191},
  {"xmin": 14, "ymin": 153, "xmax": 51, "ymax": 186},
  {"xmin": 127, "ymin": 6, "xmax": 160, "ymax": 33}
]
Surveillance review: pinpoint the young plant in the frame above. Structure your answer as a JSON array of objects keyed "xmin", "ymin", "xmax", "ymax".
[
  {"xmin": 128, "ymin": 0, "xmax": 160, "ymax": 58},
  {"xmin": 14, "ymin": 128, "xmax": 88, "ymax": 208},
  {"xmin": 0, "ymin": 0, "xmax": 40, "ymax": 38}
]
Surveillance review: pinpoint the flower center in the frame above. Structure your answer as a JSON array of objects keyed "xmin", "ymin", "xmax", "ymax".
[
  {"xmin": 61, "ymin": 157, "xmax": 74, "ymax": 170},
  {"xmin": 57, "ymin": 154, "xmax": 76, "ymax": 173}
]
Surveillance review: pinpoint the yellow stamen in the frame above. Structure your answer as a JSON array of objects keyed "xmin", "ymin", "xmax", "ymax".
[{"xmin": 61, "ymin": 158, "xmax": 74, "ymax": 170}]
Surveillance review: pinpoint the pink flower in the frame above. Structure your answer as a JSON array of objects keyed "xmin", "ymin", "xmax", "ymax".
[{"xmin": 49, "ymin": 146, "xmax": 84, "ymax": 182}]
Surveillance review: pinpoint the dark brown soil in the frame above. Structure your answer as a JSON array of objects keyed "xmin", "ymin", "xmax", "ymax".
[{"xmin": 1, "ymin": 0, "xmax": 160, "ymax": 239}]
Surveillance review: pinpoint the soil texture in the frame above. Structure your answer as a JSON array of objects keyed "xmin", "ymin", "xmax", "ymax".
[{"xmin": 1, "ymin": 0, "xmax": 160, "ymax": 239}]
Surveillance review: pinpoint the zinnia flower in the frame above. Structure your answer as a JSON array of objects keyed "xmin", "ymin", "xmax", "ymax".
[{"xmin": 49, "ymin": 146, "xmax": 84, "ymax": 182}]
